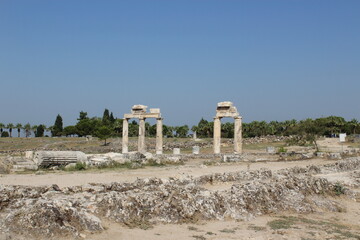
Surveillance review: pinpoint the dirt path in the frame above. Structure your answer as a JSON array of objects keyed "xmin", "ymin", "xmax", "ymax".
[{"xmin": 0, "ymin": 158, "xmax": 335, "ymax": 187}]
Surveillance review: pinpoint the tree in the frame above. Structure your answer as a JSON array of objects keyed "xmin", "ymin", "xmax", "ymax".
[
  {"xmin": 221, "ymin": 122, "xmax": 234, "ymax": 138},
  {"xmin": 52, "ymin": 114, "xmax": 63, "ymax": 136},
  {"xmin": 348, "ymin": 119, "xmax": 359, "ymax": 135},
  {"xmin": 35, "ymin": 125, "xmax": 45, "ymax": 137},
  {"xmin": 15, "ymin": 123, "xmax": 22, "ymax": 137},
  {"xmin": 287, "ymin": 118, "xmax": 322, "ymax": 151},
  {"xmin": 129, "ymin": 120, "xmax": 139, "ymax": 137},
  {"xmin": 0, "ymin": 123, "xmax": 4, "ymax": 137},
  {"xmin": 63, "ymin": 126, "xmax": 77, "ymax": 137},
  {"xmin": 174, "ymin": 125, "xmax": 189, "ymax": 138},
  {"xmin": 113, "ymin": 119, "xmax": 123, "ymax": 135},
  {"xmin": 23, "ymin": 123, "xmax": 31, "ymax": 137},
  {"xmin": 102, "ymin": 109, "xmax": 111, "ymax": 126},
  {"xmin": 31, "ymin": 125, "xmax": 38, "ymax": 137},
  {"xmin": 46, "ymin": 125, "xmax": 53, "ymax": 136},
  {"xmin": 6, "ymin": 123, "xmax": 14, "ymax": 137},
  {"xmin": 95, "ymin": 125, "xmax": 112, "ymax": 145},
  {"xmin": 163, "ymin": 124, "xmax": 174, "ymax": 138},
  {"xmin": 78, "ymin": 111, "xmax": 89, "ymax": 121},
  {"xmin": 109, "ymin": 112, "xmax": 115, "ymax": 124},
  {"xmin": 75, "ymin": 117, "xmax": 101, "ymax": 137},
  {"xmin": 194, "ymin": 118, "xmax": 213, "ymax": 138}
]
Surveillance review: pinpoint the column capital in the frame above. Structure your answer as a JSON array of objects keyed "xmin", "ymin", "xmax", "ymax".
[{"xmin": 156, "ymin": 117, "xmax": 164, "ymax": 121}]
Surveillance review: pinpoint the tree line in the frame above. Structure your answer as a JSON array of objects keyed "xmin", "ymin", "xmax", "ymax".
[
  {"xmin": 192, "ymin": 116, "xmax": 360, "ymax": 138},
  {"xmin": 1, "ymin": 111, "xmax": 360, "ymax": 142}
]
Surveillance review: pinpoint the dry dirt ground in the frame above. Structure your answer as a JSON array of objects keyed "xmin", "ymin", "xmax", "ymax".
[{"xmin": 1, "ymin": 137, "xmax": 360, "ymax": 240}]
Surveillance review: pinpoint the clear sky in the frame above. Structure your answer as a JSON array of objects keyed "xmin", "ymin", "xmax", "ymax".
[{"xmin": 1, "ymin": 0, "xmax": 359, "ymax": 127}]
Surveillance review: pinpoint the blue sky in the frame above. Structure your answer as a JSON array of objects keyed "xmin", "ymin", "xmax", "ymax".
[{"xmin": 0, "ymin": 0, "xmax": 359, "ymax": 127}]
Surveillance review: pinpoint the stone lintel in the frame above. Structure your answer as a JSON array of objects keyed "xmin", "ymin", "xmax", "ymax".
[
  {"xmin": 216, "ymin": 112, "xmax": 239, "ymax": 118},
  {"xmin": 124, "ymin": 113, "xmax": 161, "ymax": 119}
]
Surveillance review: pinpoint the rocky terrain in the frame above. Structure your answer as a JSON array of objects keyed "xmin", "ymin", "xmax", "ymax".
[{"xmin": 1, "ymin": 157, "xmax": 360, "ymax": 239}]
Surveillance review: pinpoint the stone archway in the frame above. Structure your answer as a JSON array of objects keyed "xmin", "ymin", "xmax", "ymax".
[
  {"xmin": 213, "ymin": 102, "xmax": 242, "ymax": 154},
  {"xmin": 122, "ymin": 105, "xmax": 163, "ymax": 154}
]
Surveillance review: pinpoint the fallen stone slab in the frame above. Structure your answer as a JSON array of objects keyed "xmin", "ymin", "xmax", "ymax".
[{"xmin": 33, "ymin": 151, "xmax": 87, "ymax": 167}]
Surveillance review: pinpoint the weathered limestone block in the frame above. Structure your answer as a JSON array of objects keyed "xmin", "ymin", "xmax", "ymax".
[
  {"xmin": 216, "ymin": 101, "xmax": 239, "ymax": 118},
  {"xmin": 25, "ymin": 151, "xmax": 34, "ymax": 159},
  {"xmin": 329, "ymin": 152, "xmax": 342, "ymax": 159},
  {"xmin": 266, "ymin": 147, "xmax": 276, "ymax": 153},
  {"xmin": 173, "ymin": 148, "xmax": 181, "ymax": 155},
  {"xmin": 221, "ymin": 154, "xmax": 244, "ymax": 162},
  {"xmin": 131, "ymin": 104, "xmax": 148, "ymax": 114},
  {"xmin": 33, "ymin": 151, "xmax": 87, "ymax": 167},
  {"xmin": 192, "ymin": 146, "xmax": 200, "ymax": 155}
]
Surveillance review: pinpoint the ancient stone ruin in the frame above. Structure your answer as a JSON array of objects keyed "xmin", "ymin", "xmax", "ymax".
[
  {"xmin": 122, "ymin": 105, "xmax": 163, "ymax": 154},
  {"xmin": 214, "ymin": 101, "xmax": 242, "ymax": 154},
  {"xmin": 33, "ymin": 151, "xmax": 87, "ymax": 167}
]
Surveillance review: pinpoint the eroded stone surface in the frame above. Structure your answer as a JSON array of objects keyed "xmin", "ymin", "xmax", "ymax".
[{"xmin": 1, "ymin": 157, "xmax": 360, "ymax": 239}]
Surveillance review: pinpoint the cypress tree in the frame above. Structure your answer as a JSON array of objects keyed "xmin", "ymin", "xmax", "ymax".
[
  {"xmin": 109, "ymin": 112, "xmax": 115, "ymax": 123},
  {"xmin": 102, "ymin": 109, "xmax": 110, "ymax": 126},
  {"xmin": 52, "ymin": 114, "xmax": 63, "ymax": 136}
]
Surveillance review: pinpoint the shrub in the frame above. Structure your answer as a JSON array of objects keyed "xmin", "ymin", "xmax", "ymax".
[
  {"xmin": 333, "ymin": 182, "xmax": 345, "ymax": 196},
  {"xmin": 1, "ymin": 131, "xmax": 9, "ymax": 137},
  {"xmin": 278, "ymin": 146, "xmax": 288, "ymax": 153},
  {"xmin": 74, "ymin": 162, "xmax": 87, "ymax": 171}
]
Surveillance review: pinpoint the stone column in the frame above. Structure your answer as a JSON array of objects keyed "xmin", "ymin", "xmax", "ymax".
[
  {"xmin": 156, "ymin": 118, "xmax": 163, "ymax": 154},
  {"xmin": 213, "ymin": 117, "xmax": 221, "ymax": 154},
  {"xmin": 234, "ymin": 116, "xmax": 242, "ymax": 154},
  {"xmin": 138, "ymin": 117, "xmax": 146, "ymax": 153},
  {"xmin": 122, "ymin": 118, "xmax": 129, "ymax": 153}
]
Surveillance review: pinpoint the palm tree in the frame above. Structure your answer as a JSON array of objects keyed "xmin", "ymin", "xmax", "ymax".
[
  {"xmin": 6, "ymin": 123, "xmax": 14, "ymax": 137},
  {"xmin": 0, "ymin": 123, "xmax": 4, "ymax": 136},
  {"xmin": 31, "ymin": 125, "xmax": 38, "ymax": 137},
  {"xmin": 15, "ymin": 123, "xmax": 22, "ymax": 137},
  {"xmin": 23, "ymin": 123, "xmax": 31, "ymax": 137},
  {"xmin": 349, "ymin": 119, "xmax": 359, "ymax": 135},
  {"xmin": 46, "ymin": 125, "xmax": 52, "ymax": 137}
]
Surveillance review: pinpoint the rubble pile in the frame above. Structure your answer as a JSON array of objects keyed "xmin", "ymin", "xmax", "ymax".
[{"xmin": 1, "ymin": 157, "xmax": 360, "ymax": 238}]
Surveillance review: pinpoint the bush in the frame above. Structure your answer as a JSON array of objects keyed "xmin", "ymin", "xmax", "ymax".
[
  {"xmin": 333, "ymin": 182, "xmax": 345, "ymax": 196},
  {"xmin": 74, "ymin": 162, "xmax": 87, "ymax": 171},
  {"xmin": 278, "ymin": 146, "xmax": 288, "ymax": 153},
  {"xmin": 1, "ymin": 131, "xmax": 9, "ymax": 137}
]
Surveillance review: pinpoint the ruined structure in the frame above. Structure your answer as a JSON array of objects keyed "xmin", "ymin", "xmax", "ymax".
[
  {"xmin": 33, "ymin": 151, "xmax": 87, "ymax": 167},
  {"xmin": 214, "ymin": 101, "xmax": 242, "ymax": 154},
  {"xmin": 122, "ymin": 105, "xmax": 163, "ymax": 154}
]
